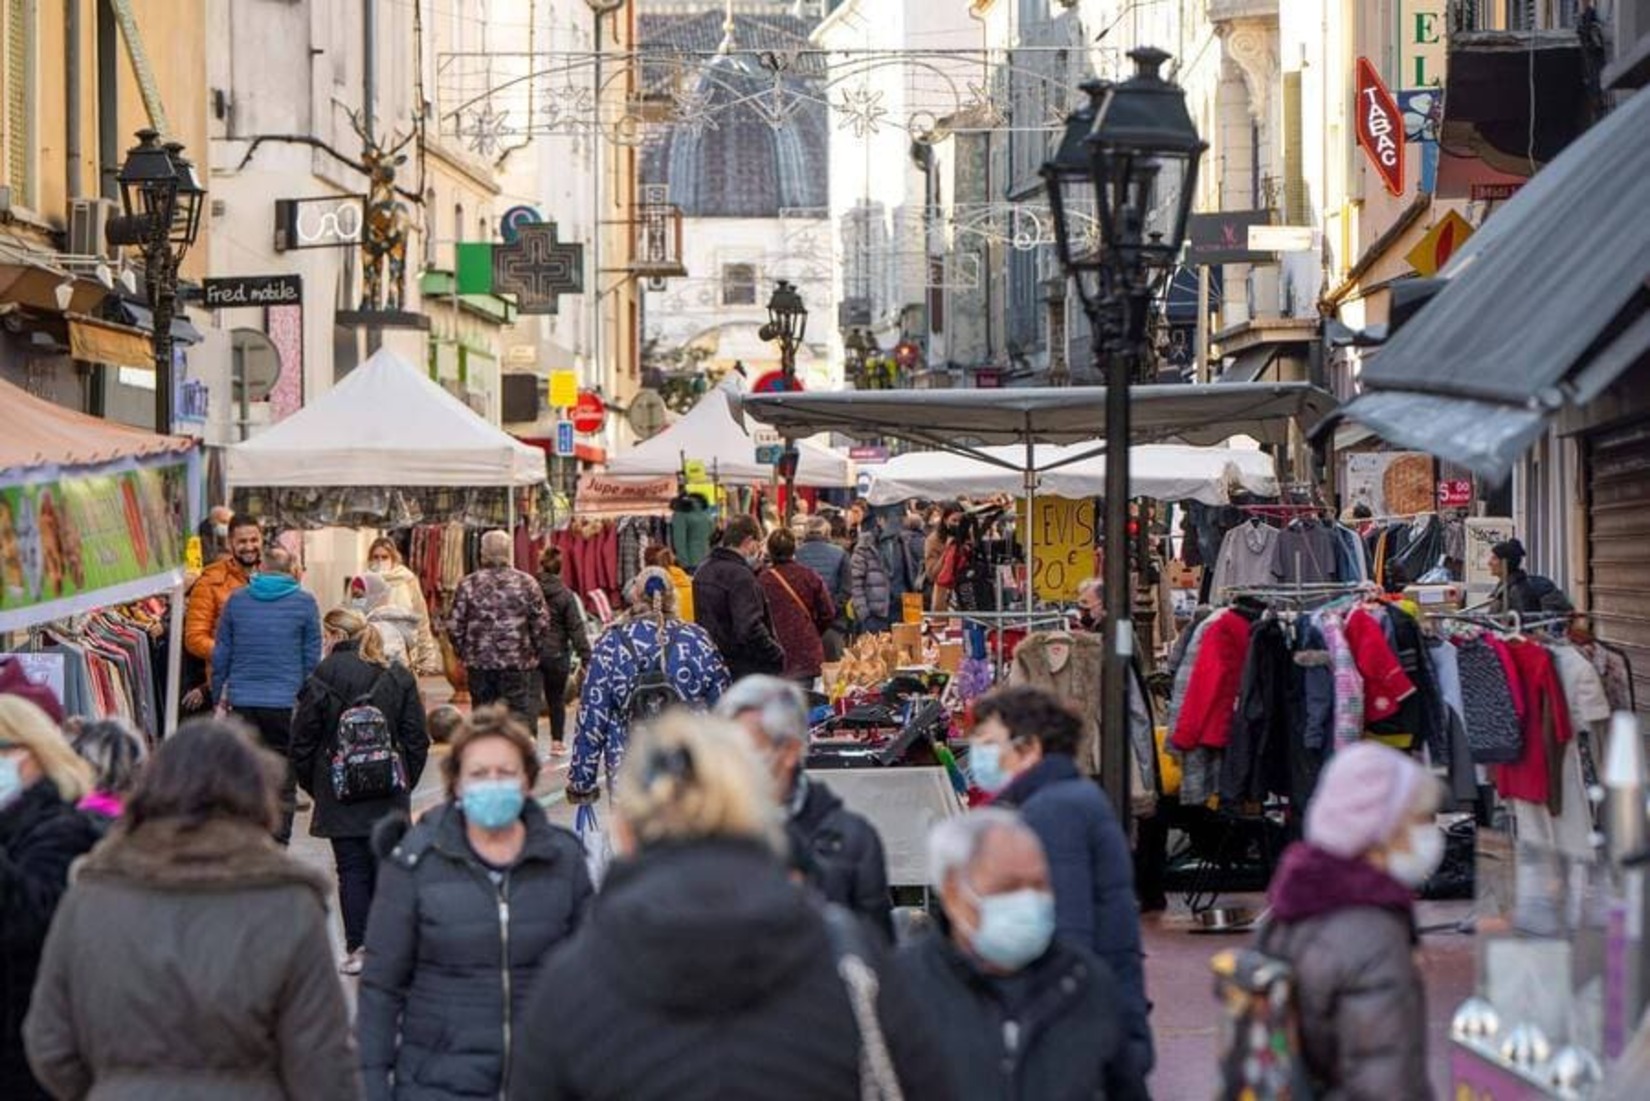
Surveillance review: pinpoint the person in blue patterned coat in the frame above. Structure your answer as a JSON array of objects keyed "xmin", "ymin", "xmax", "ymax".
[{"xmin": 566, "ymin": 568, "xmax": 730, "ymax": 804}]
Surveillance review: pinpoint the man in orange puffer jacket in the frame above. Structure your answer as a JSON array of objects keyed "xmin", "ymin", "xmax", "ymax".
[{"xmin": 184, "ymin": 513, "xmax": 263, "ymax": 689}]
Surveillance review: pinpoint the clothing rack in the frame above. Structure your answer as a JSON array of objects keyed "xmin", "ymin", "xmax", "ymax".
[{"xmin": 1237, "ymin": 504, "xmax": 1332, "ymax": 521}]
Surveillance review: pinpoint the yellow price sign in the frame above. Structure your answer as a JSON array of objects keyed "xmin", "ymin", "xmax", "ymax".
[
  {"xmin": 1017, "ymin": 497, "xmax": 1097, "ymax": 602},
  {"xmin": 548, "ymin": 370, "xmax": 579, "ymax": 409}
]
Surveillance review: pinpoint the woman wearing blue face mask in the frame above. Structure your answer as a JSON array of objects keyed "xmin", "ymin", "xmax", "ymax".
[{"xmin": 358, "ymin": 706, "xmax": 592, "ymax": 1101}]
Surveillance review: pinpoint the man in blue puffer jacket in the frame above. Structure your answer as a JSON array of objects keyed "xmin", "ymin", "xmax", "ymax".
[{"xmin": 213, "ymin": 546, "xmax": 321, "ymax": 844}]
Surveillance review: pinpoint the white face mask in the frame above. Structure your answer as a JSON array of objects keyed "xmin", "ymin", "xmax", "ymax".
[{"xmin": 1387, "ymin": 824, "xmax": 1445, "ymax": 887}]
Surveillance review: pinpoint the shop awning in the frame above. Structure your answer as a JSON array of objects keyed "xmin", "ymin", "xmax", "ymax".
[
  {"xmin": 115, "ymin": 301, "xmax": 206, "ymax": 345},
  {"xmin": 1330, "ymin": 84, "xmax": 1650, "ymax": 481},
  {"xmin": 0, "ymin": 375, "xmax": 195, "ymax": 472},
  {"xmin": 739, "ymin": 382, "xmax": 1335, "ymax": 450},
  {"xmin": 67, "ymin": 316, "xmax": 154, "ymax": 370},
  {"xmin": 864, "ymin": 443, "xmax": 1279, "ymax": 506}
]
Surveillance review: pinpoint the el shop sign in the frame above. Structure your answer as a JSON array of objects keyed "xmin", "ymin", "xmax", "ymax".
[
  {"xmin": 1355, "ymin": 58, "xmax": 1405, "ymax": 197},
  {"xmin": 202, "ymin": 274, "xmax": 303, "ymax": 309}
]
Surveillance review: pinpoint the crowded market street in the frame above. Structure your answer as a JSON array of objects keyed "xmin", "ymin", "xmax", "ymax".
[{"xmin": 5, "ymin": 1, "xmax": 1650, "ymax": 1099}]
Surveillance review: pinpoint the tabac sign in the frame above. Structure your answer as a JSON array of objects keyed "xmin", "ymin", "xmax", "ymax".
[{"xmin": 1355, "ymin": 58, "xmax": 1405, "ymax": 196}]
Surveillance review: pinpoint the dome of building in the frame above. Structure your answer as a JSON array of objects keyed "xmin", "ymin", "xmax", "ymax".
[{"xmin": 640, "ymin": 11, "xmax": 830, "ymax": 218}]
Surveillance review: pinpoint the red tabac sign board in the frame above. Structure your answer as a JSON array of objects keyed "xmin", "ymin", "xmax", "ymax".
[{"xmin": 1355, "ymin": 58, "xmax": 1405, "ymax": 197}]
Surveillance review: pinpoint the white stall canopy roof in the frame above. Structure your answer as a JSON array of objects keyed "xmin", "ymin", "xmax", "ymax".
[
  {"xmin": 864, "ymin": 443, "xmax": 1278, "ymax": 506},
  {"xmin": 227, "ymin": 349, "xmax": 546, "ymax": 488},
  {"xmin": 605, "ymin": 386, "xmax": 853, "ymax": 487},
  {"xmin": 739, "ymin": 382, "xmax": 1336, "ymax": 450}
]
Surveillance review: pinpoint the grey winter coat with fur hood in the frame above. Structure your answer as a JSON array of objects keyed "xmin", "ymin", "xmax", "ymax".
[{"xmin": 23, "ymin": 817, "xmax": 360, "ymax": 1101}]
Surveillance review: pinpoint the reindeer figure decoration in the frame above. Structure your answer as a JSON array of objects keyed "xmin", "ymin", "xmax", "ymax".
[{"xmin": 347, "ymin": 109, "xmax": 416, "ymax": 312}]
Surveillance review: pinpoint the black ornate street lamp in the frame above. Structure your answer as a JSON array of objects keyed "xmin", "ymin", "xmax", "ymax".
[
  {"xmin": 761, "ymin": 279, "xmax": 808, "ymax": 377},
  {"xmin": 106, "ymin": 129, "xmax": 206, "ymax": 434},
  {"xmin": 1043, "ymin": 48, "xmax": 1204, "ymax": 815},
  {"xmin": 761, "ymin": 279, "xmax": 808, "ymax": 517}
]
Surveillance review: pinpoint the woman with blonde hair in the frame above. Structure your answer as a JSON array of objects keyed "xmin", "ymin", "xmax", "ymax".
[
  {"xmin": 509, "ymin": 712, "xmax": 950, "ymax": 1100},
  {"xmin": 0, "ymin": 696, "xmax": 100, "ymax": 1099},
  {"xmin": 290, "ymin": 606, "xmax": 429, "ymax": 974},
  {"xmin": 364, "ymin": 536, "xmax": 439, "ymax": 673}
]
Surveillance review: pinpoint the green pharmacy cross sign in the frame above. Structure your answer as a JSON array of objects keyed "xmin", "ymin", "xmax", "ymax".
[{"xmin": 455, "ymin": 222, "xmax": 585, "ymax": 315}]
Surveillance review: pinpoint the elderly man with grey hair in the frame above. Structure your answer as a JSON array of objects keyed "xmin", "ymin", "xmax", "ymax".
[
  {"xmin": 717, "ymin": 675, "xmax": 892, "ymax": 938},
  {"xmin": 893, "ymin": 809, "xmax": 1147, "ymax": 1100},
  {"xmin": 449, "ymin": 529, "xmax": 552, "ymax": 725},
  {"xmin": 211, "ymin": 545, "xmax": 322, "ymax": 844},
  {"xmin": 795, "ymin": 515, "xmax": 850, "ymax": 660}
]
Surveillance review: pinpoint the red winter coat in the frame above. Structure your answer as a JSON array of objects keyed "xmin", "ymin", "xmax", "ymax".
[
  {"xmin": 1172, "ymin": 609, "xmax": 1254, "ymax": 752},
  {"xmin": 1344, "ymin": 609, "xmax": 1415, "ymax": 723},
  {"xmin": 759, "ymin": 562, "xmax": 836, "ymax": 680}
]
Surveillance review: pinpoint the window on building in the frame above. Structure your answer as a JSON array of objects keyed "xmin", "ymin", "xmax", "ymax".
[
  {"xmin": 722, "ymin": 263, "xmax": 757, "ymax": 306},
  {"xmin": 3, "ymin": 0, "xmax": 36, "ymax": 206}
]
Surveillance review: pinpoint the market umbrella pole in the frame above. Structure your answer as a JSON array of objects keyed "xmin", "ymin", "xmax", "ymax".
[{"xmin": 1024, "ymin": 433, "xmax": 1036, "ymax": 617}]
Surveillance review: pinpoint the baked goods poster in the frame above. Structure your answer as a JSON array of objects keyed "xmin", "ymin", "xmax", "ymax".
[
  {"xmin": 0, "ymin": 458, "xmax": 189, "ymax": 623},
  {"xmin": 1342, "ymin": 451, "xmax": 1438, "ymax": 517}
]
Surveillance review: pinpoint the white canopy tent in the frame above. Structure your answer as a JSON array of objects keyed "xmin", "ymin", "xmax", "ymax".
[
  {"xmin": 225, "ymin": 348, "xmax": 546, "ymax": 488},
  {"xmin": 864, "ymin": 443, "xmax": 1278, "ymax": 506},
  {"xmin": 605, "ymin": 385, "xmax": 853, "ymax": 487}
]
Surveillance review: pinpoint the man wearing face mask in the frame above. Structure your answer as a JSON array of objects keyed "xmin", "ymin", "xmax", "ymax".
[
  {"xmin": 896, "ymin": 810, "xmax": 1147, "ymax": 1101},
  {"xmin": 1259, "ymin": 741, "xmax": 1441, "ymax": 1097},
  {"xmin": 184, "ymin": 512, "xmax": 263, "ymax": 694},
  {"xmin": 1073, "ymin": 577, "xmax": 1105, "ymax": 633},
  {"xmin": 717, "ymin": 675, "xmax": 893, "ymax": 939},
  {"xmin": 692, "ymin": 514, "xmax": 786, "ymax": 681},
  {"xmin": 970, "ymin": 687, "xmax": 1153, "ymax": 1081}
]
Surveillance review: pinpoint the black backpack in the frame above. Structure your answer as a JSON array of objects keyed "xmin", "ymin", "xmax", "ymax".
[
  {"xmin": 328, "ymin": 671, "xmax": 408, "ymax": 804},
  {"xmin": 617, "ymin": 622, "xmax": 685, "ymax": 725}
]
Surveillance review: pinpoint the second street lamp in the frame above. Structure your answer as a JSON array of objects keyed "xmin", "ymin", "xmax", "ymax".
[
  {"xmin": 106, "ymin": 129, "xmax": 206, "ymax": 435},
  {"xmin": 1044, "ymin": 47, "xmax": 1205, "ymax": 816},
  {"xmin": 761, "ymin": 280, "xmax": 808, "ymax": 518}
]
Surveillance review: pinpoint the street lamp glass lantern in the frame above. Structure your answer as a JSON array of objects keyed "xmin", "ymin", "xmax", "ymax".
[
  {"xmin": 1041, "ymin": 80, "xmax": 1111, "ymax": 310},
  {"xmin": 1088, "ymin": 48, "xmax": 1206, "ymax": 274},
  {"xmin": 765, "ymin": 280, "xmax": 808, "ymax": 345},
  {"xmin": 163, "ymin": 142, "xmax": 206, "ymax": 253},
  {"xmin": 115, "ymin": 129, "xmax": 179, "ymax": 227}
]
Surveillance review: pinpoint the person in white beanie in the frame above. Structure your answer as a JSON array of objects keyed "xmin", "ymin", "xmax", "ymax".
[{"xmin": 1255, "ymin": 741, "xmax": 1442, "ymax": 1099}]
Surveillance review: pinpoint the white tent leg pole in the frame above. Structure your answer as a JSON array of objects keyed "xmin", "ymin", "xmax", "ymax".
[
  {"xmin": 165, "ymin": 578, "xmax": 184, "ymax": 737},
  {"xmin": 1024, "ymin": 436, "xmax": 1036, "ymax": 620}
]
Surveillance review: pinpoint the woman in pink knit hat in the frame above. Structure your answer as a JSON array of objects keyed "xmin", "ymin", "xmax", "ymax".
[{"xmin": 1257, "ymin": 741, "xmax": 1443, "ymax": 1098}]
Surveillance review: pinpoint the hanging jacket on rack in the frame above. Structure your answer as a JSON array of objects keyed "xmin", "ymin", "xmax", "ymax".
[
  {"xmin": 1343, "ymin": 608, "xmax": 1414, "ymax": 724},
  {"xmin": 1221, "ymin": 617, "xmax": 1311, "ymax": 806},
  {"xmin": 1171, "ymin": 604, "xmax": 1261, "ymax": 753}
]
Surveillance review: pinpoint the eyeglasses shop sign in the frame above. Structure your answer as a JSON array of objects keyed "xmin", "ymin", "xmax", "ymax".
[{"xmin": 202, "ymin": 274, "xmax": 303, "ymax": 310}]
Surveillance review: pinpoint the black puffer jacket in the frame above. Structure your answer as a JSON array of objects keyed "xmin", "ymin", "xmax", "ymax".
[
  {"xmin": 0, "ymin": 782, "xmax": 101, "ymax": 1100},
  {"xmin": 358, "ymin": 802, "xmax": 592, "ymax": 1101},
  {"xmin": 290, "ymin": 642, "xmax": 430, "ymax": 839},
  {"xmin": 507, "ymin": 838, "xmax": 951, "ymax": 1101},
  {"xmin": 691, "ymin": 546, "xmax": 785, "ymax": 680},
  {"xmin": 894, "ymin": 931, "xmax": 1147, "ymax": 1101},
  {"xmin": 790, "ymin": 776, "xmax": 893, "ymax": 941},
  {"xmin": 537, "ymin": 574, "xmax": 592, "ymax": 663}
]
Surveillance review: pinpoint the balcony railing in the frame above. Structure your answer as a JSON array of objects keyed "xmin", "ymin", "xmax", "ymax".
[{"xmin": 1450, "ymin": 0, "xmax": 1589, "ymax": 32}]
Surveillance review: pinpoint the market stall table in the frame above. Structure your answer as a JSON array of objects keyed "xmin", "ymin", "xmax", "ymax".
[{"xmin": 807, "ymin": 765, "xmax": 964, "ymax": 887}]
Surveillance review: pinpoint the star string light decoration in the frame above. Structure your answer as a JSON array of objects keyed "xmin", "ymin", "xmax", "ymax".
[
  {"xmin": 460, "ymin": 102, "xmax": 511, "ymax": 157},
  {"xmin": 671, "ymin": 82, "xmax": 720, "ymax": 137},
  {"xmin": 835, "ymin": 85, "xmax": 889, "ymax": 137},
  {"xmin": 959, "ymin": 81, "xmax": 1006, "ymax": 127}
]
